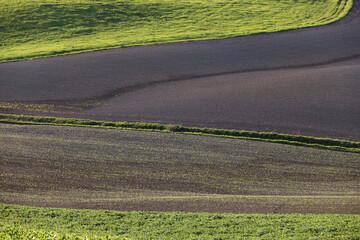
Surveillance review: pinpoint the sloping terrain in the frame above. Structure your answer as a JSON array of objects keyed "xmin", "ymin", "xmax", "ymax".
[
  {"xmin": 0, "ymin": 0, "xmax": 359, "ymax": 219},
  {"xmin": 1, "ymin": 124, "xmax": 359, "ymax": 214},
  {"xmin": 0, "ymin": 1, "xmax": 359, "ymax": 140},
  {"xmin": 74, "ymin": 58, "xmax": 360, "ymax": 141},
  {"xmin": 0, "ymin": 0, "xmax": 352, "ymax": 62}
]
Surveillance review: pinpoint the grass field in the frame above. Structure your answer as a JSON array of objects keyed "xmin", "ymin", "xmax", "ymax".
[
  {"xmin": 1, "ymin": 204, "xmax": 360, "ymax": 239},
  {"xmin": 0, "ymin": 0, "xmax": 352, "ymax": 63}
]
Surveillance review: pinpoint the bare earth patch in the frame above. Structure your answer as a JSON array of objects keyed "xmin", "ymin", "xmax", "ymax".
[{"xmin": 1, "ymin": 124, "xmax": 359, "ymax": 214}]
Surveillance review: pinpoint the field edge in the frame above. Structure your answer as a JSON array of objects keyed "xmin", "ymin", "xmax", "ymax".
[
  {"xmin": 0, "ymin": 0, "xmax": 353, "ymax": 63},
  {"xmin": 1, "ymin": 203, "xmax": 360, "ymax": 239},
  {"xmin": 1, "ymin": 114, "xmax": 359, "ymax": 153}
]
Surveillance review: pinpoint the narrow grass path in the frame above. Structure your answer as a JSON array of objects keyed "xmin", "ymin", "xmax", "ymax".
[{"xmin": 0, "ymin": 0, "xmax": 352, "ymax": 62}]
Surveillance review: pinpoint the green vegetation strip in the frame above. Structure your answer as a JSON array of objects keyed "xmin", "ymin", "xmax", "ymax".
[
  {"xmin": 0, "ymin": 0, "xmax": 353, "ymax": 63},
  {"xmin": 1, "ymin": 204, "xmax": 360, "ymax": 239},
  {"xmin": 0, "ymin": 226, "xmax": 129, "ymax": 240},
  {"xmin": 0, "ymin": 101, "xmax": 99, "ymax": 112},
  {"xmin": 0, "ymin": 114, "xmax": 359, "ymax": 153}
]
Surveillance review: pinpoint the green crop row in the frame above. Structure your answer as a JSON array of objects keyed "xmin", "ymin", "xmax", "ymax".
[{"xmin": 0, "ymin": 113, "xmax": 359, "ymax": 153}]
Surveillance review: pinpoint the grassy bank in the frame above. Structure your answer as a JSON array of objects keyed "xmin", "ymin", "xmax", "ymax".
[
  {"xmin": 0, "ymin": 0, "xmax": 353, "ymax": 63},
  {"xmin": 1, "ymin": 204, "xmax": 360, "ymax": 239},
  {"xmin": 0, "ymin": 114, "xmax": 359, "ymax": 153}
]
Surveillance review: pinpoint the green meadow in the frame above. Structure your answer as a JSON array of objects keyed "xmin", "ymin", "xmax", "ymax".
[
  {"xmin": 0, "ymin": 0, "xmax": 352, "ymax": 62},
  {"xmin": 1, "ymin": 204, "xmax": 360, "ymax": 239}
]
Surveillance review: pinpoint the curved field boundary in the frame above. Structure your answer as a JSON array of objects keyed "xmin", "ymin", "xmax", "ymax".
[
  {"xmin": 316, "ymin": 0, "xmax": 353, "ymax": 24},
  {"xmin": 1, "ymin": 114, "xmax": 359, "ymax": 153},
  {"xmin": 0, "ymin": 0, "xmax": 353, "ymax": 63}
]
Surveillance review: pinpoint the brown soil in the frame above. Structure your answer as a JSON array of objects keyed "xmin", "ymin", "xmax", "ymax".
[
  {"xmin": 1, "ymin": 124, "xmax": 359, "ymax": 214},
  {"xmin": 0, "ymin": 1, "xmax": 359, "ymax": 140},
  {"xmin": 0, "ymin": 1, "xmax": 359, "ymax": 215}
]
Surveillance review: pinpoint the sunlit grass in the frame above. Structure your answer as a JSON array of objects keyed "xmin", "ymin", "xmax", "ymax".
[
  {"xmin": 1, "ymin": 204, "xmax": 360, "ymax": 239},
  {"xmin": 0, "ymin": 0, "xmax": 352, "ymax": 62}
]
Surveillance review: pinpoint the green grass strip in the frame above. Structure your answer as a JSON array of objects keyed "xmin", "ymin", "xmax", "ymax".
[
  {"xmin": 1, "ymin": 203, "xmax": 360, "ymax": 239},
  {"xmin": 0, "ymin": 0, "xmax": 353, "ymax": 63},
  {"xmin": 0, "ymin": 225, "xmax": 130, "ymax": 240},
  {"xmin": 1, "ymin": 114, "xmax": 359, "ymax": 153}
]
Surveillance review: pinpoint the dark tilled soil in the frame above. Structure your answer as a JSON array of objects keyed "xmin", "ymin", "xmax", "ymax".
[
  {"xmin": 73, "ymin": 60, "xmax": 360, "ymax": 141},
  {"xmin": 0, "ymin": 1, "xmax": 359, "ymax": 214},
  {"xmin": 0, "ymin": 1, "xmax": 359, "ymax": 140},
  {"xmin": 1, "ymin": 124, "xmax": 359, "ymax": 214}
]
